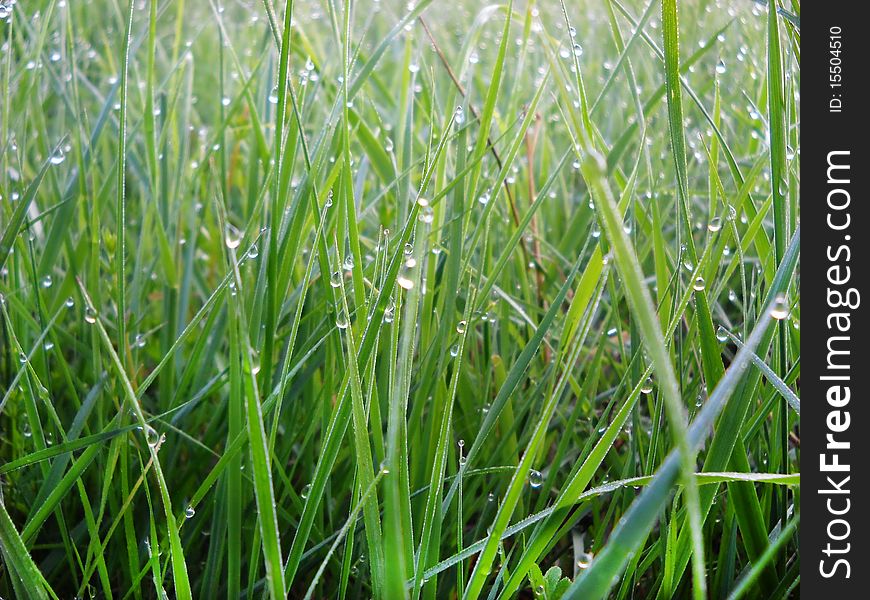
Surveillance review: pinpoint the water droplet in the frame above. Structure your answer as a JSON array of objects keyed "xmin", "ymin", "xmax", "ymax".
[
  {"xmin": 343, "ymin": 255, "xmax": 354, "ymax": 271},
  {"xmin": 449, "ymin": 343, "xmax": 459, "ymax": 357},
  {"xmin": 41, "ymin": 275, "xmax": 53, "ymax": 288},
  {"xmin": 185, "ymin": 506, "xmax": 195, "ymax": 519},
  {"xmin": 770, "ymin": 294, "xmax": 789, "ymax": 320},
  {"xmin": 419, "ymin": 206, "xmax": 434, "ymax": 224},
  {"xmin": 454, "ymin": 106, "xmax": 464, "ymax": 124},
  {"xmin": 477, "ymin": 192, "xmax": 490, "ymax": 206},
  {"xmin": 397, "ymin": 274, "xmax": 414, "ymax": 290},
  {"xmin": 535, "ymin": 584, "xmax": 545, "ymax": 596},
  {"xmin": 84, "ymin": 307, "xmax": 97, "ymax": 324},
  {"xmin": 268, "ymin": 85, "xmax": 279, "ymax": 104},
  {"xmin": 716, "ymin": 325, "xmax": 729, "ymax": 342},
  {"xmin": 692, "ymin": 276, "xmax": 706, "ymax": 291},
  {"xmin": 301, "ymin": 483, "xmax": 312, "ymax": 499},
  {"xmin": 247, "ymin": 244, "xmax": 259, "ymax": 259},
  {"xmin": 224, "ymin": 226, "xmax": 241, "ymax": 249},
  {"xmin": 330, "ymin": 270, "xmax": 342, "ymax": 288},
  {"xmin": 44, "ymin": 341, "xmax": 55, "ymax": 351},
  {"xmin": 145, "ymin": 425, "xmax": 160, "ymax": 447},
  {"xmin": 528, "ymin": 469, "xmax": 543, "ymax": 489},
  {"xmin": 572, "ymin": 42, "xmax": 584, "ymax": 57},
  {"xmin": 715, "ymin": 59, "xmax": 726, "ymax": 74},
  {"xmin": 707, "ymin": 217, "xmax": 722, "ymax": 232},
  {"xmin": 456, "ymin": 320, "xmax": 467, "ymax": 334},
  {"xmin": 640, "ymin": 378, "xmax": 653, "ymax": 394},
  {"xmin": 576, "ymin": 552, "xmax": 594, "ymax": 569},
  {"xmin": 65, "ymin": 297, "xmax": 75, "ymax": 309},
  {"xmin": 335, "ymin": 310, "xmax": 349, "ymax": 329},
  {"xmin": 49, "ymin": 148, "xmax": 66, "ymax": 165}
]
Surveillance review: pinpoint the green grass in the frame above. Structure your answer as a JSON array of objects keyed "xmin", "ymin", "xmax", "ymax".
[{"xmin": 0, "ymin": 0, "xmax": 800, "ymax": 598}]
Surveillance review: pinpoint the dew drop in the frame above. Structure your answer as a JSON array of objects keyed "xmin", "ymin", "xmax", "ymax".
[
  {"xmin": 456, "ymin": 320, "xmax": 467, "ymax": 334},
  {"xmin": 419, "ymin": 206, "xmax": 434, "ymax": 224},
  {"xmin": 528, "ymin": 469, "xmax": 544, "ymax": 489},
  {"xmin": 49, "ymin": 148, "xmax": 66, "ymax": 165},
  {"xmin": 144, "ymin": 425, "xmax": 160, "ymax": 448},
  {"xmin": 716, "ymin": 325, "xmax": 729, "ymax": 342},
  {"xmin": 770, "ymin": 294, "xmax": 789, "ymax": 320},
  {"xmin": 247, "ymin": 244, "xmax": 259, "ymax": 259},
  {"xmin": 707, "ymin": 217, "xmax": 722, "ymax": 232},
  {"xmin": 715, "ymin": 59, "xmax": 726, "ymax": 74},
  {"xmin": 449, "ymin": 343, "xmax": 459, "ymax": 357},
  {"xmin": 692, "ymin": 276, "xmax": 706, "ymax": 291},
  {"xmin": 640, "ymin": 378, "xmax": 653, "ymax": 394},
  {"xmin": 224, "ymin": 226, "xmax": 241, "ymax": 249},
  {"xmin": 41, "ymin": 275, "xmax": 53, "ymax": 288},
  {"xmin": 84, "ymin": 307, "xmax": 97, "ymax": 324},
  {"xmin": 185, "ymin": 506, "xmax": 195, "ymax": 519},
  {"xmin": 301, "ymin": 483, "xmax": 312, "ymax": 499},
  {"xmin": 330, "ymin": 270, "xmax": 342, "ymax": 288}
]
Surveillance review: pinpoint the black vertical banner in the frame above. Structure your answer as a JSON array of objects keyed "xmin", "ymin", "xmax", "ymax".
[{"xmin": 803, "ymin": 2, "xmax": 868, "ymax": 597}]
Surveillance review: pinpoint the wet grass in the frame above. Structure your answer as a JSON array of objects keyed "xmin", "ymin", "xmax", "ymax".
[{"xmin": 0, "ymin": 0, "xmax": 800, "ymax": 598}]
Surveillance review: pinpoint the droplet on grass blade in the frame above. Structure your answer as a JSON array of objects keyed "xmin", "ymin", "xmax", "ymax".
[
  {"xmin": 770, "ymin": 294, "xmax": 790, "ymax": 320},
  {"xmin": 641, "ymin": 378, "xmax": 653, "ymax": 394},
  {"xmin": 145, "ymin": 425, "xmax": 160, "ymax": 448}
]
